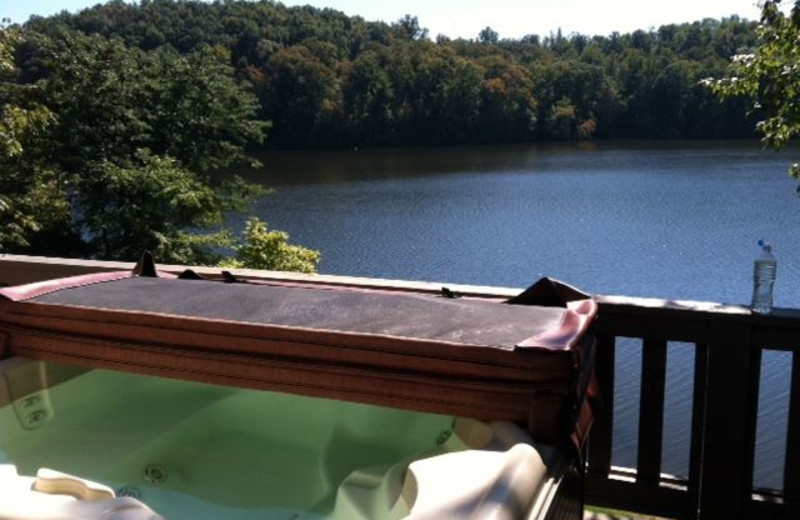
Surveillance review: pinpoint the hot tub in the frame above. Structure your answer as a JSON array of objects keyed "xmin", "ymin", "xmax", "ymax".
[{"xmin": 0, "ymin": 357, "xmax": 578, "ymax": 520}]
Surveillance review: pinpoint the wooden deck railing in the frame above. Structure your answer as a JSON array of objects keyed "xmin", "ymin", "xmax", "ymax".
[
  {"xmin": 586, "ymin": 295, "xmax": 800, "ymax": 520},
  {"xmin": 1, "ymin": 254, "xmax": 798, "ymax": 520}
]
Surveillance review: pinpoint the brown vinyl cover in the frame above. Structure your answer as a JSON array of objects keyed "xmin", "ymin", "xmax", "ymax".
[{"xmin": 0, "ymin": 259, "xmax": 597, "ymax": 446}]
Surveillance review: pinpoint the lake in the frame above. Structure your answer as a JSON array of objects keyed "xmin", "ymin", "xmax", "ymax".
[{"xmin": 233, "ymin": 140, "xmax": 800, "ymax": 489}]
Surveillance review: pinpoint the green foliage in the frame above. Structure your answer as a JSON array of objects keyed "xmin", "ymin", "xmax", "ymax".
[
  {"xmin": 225, "ymin": 217, "xmax": 320, "ymax": 274},
  {"xmin": 264, "ymin": 43, "xmax": 339, "ymax": 146},
  {"xmin": 75, "ymin": 152, "xmax": 228, "ymax": 263},
  {"xmin": 705, "ymin": 1, "xmax": 800, "ymax": 179},
  {"xmin": 478, "ymin": 27, "xmax": 499, "ymax": 45},
  {"xmin": 3, "ymin": 22, "xmax": 317, "ymax": 272},
  {"xmin": 479, "ymin": 58, "xmax": 537, "ymax": 141},
  {"xmin": 0, "ymin": 27, "xmax": 13, "ymax": 70},
  {"xmin": 27, "ymin": 29, "xmax": 267, "ymax": 173},
  {"xmin": 0, "ymin": 25, "xmax": 67, "ymax": 252},
  {"xmin": 21, "ymin": 1, "xmax": 762, "ymax": 147},
  {"xmin": 393, "ymin": 15, "xmax": 428, "ymax": 41},
  {"xmin": 341, "ymin": 50, "xmax": 394, "ymax": 143}
]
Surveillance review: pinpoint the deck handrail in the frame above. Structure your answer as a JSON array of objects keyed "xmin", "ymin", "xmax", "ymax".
[
  {"xmin": 587, "ymin": 296, "xmax": 800, "ymax": 520},
  {"xmin": 1, "ymin": 254, "xmax": 798, "ymax": 520}
]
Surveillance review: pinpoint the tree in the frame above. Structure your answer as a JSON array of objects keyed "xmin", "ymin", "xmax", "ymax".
[
  {"xmin": 479, "ymin": 58, "xmax": 537, "ymax": 141},
  {"xmin": 263, "ymin": 44, "xmax": 339, "ymax": 147},
  {"xmin": 478, "ymin": 26, "xmax": 499, "ymax": 45},
  {"xmin": 341, "ymin": 50, "xmax": 394, "ymax": 145},
  {"xmin": 5, "ymin": 27, "xmax": 319, "ymax": 270},
  {"xmin": 705, "ymin": 0, "xmax": 800, "ymax": 180},
  {"xmin": 29, "ymin": 30, "xmax": 267, "ymax": 174},
  {"xmin": 226, "ymin": 217, "xmax": 320, "ymax": 273},
  {"xmin": 76, "ymin": 152, "xmax": 231, "ymax": 263},
  {"xmin": 393, "ymin": 15, "xmax": 428, "ymax": 41},
  {"xmin": 0, "ymin": 25, "xmax": 68, "ymax": 253}
]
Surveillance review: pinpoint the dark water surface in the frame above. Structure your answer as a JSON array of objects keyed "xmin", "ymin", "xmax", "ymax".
[{"xmin": 232, "ymin": 140, "xmax": 800, "ymax": 489}]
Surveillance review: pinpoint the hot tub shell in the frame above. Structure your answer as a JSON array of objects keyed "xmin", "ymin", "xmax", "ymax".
[
  {"xmin": 0, "ymin": 256, "xmax": 597, "ymax": 518},
  {"xmin": 0, "ymin": 357, "xmax": 582, "ymax": 520}
]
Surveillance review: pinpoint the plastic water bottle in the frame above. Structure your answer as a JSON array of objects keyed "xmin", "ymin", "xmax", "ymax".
[{"xmin": 751, "ymin": 240, "xmax": 777, "ymax": 314}]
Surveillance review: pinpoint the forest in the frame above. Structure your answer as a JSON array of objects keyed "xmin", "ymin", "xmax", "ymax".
[
  {"xmin": 0, "ymin": 0, "xmax": 767, "ymax": 266},
  {"xmin": 21, "ymin": 0, "xmax": 760, "ymax": 148}
]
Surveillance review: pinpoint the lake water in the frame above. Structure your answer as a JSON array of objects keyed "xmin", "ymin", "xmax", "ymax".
[{"xmin": 234, "ymin": 140, "xmax": 800, "ymax": 489}]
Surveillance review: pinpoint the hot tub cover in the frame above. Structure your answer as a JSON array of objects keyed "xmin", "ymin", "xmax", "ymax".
[{"xmin": 0, "ymin": 254, "xmax": 598, "ymax": 447}]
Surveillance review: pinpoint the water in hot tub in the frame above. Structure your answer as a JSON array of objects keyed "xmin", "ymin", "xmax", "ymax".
[{"xmin": 0, "ymin": 367, "xmax": 455, "ymax": 519}]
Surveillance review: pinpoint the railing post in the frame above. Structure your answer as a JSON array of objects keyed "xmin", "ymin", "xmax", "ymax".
[
  {"xmin": 687, "ymin": 342, "xmax": 708, "ymax": 517},
  {"xmin": 587, "ymin": 334, "xmax": 615, "ymax": 477},
  {"xmin": 697, "ymin": 322, "xmax": 757, "ymax": 520},
  {"xmin": 637, "ymin": 339, "xmax": 667, "ymax": 485}
]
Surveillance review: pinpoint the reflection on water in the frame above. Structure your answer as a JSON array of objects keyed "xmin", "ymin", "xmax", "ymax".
[
  {"xmin": 227, "ymin": 140, "xmax": 799, "ymax": 489},
  {"xmin": 237, "ymin": 143, "xmax": 585, "ymax": 185}
]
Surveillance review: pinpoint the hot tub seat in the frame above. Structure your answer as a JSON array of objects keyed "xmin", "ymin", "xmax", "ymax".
[
  {"xmin": 0, "ymin": 464, "xmax": 163, "ymax": 520},
  {"xmin": 331, "ymin": 418, "xmax": 568, "ymax": 520},
  {"xmin": 403, "ymin": 443, "xmax": 547, "ymax": 520}
]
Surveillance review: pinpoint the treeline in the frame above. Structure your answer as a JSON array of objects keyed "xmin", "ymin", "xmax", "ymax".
[{"xmin": 21, "ymin": 0, "xmax": 759, "ymax": 148}]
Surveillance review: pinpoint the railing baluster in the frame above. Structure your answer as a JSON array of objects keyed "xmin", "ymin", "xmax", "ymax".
[
  {"xmin": 697, "ymin": 323, "xmax": 756, "ymax": 520},
  {"xmin": 688, "ymin": 342, "xmax": 708, "ymax": 515},
  {"xmin": 785, "ymin": 350, "xmax": 800, "ymax": 504},
  {"xmin": 741, "ymin": 345, "xmax": 762, "ymax": 502},
  {"xmin": 637, "ymin": 338, "xmax": 667, "ymax": 485},
  {"xmin": 588, "ymin": 334, "xmax": 615, "ymax": 477}
]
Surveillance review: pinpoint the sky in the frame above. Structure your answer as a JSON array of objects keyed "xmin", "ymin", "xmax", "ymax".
[{"xmin": 3, "ymin": 0, "xmax": 764, "ymax": 39}]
